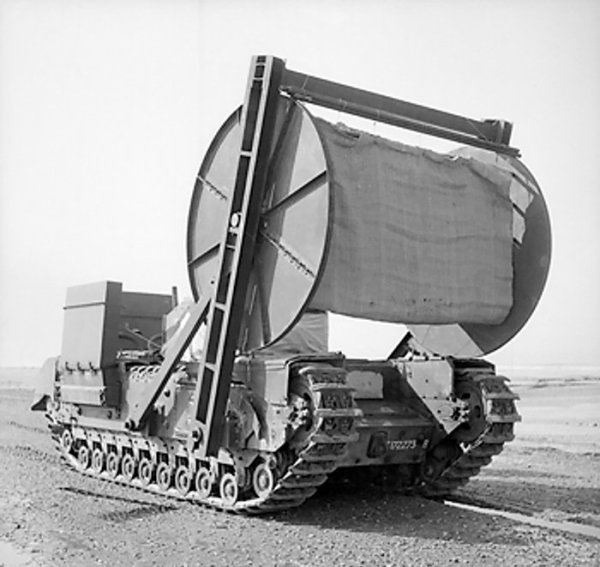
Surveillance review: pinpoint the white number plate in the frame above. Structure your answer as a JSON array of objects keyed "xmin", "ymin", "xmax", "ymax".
[{"xmin": 387, "ymin": 439, "xmax": 417, "ymax": 451}]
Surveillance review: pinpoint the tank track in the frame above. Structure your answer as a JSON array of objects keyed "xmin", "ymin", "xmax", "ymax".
[
  {"xmin": 47, "ymin": 363, "xmax": 360, "ymax": 514},
  {"xmin": 420, "ymin": 371, "xmax": 521, "ymax": 497}
]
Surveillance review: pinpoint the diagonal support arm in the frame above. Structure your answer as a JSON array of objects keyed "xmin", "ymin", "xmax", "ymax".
[{"xmin": 126, "ymin": 296, "xmax": 210, "ymax": 430}]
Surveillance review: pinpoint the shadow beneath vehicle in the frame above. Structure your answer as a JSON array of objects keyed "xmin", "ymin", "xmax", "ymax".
[
  {"xmin": 59, "ymin": 485, "xmax": 176, "ymax": 508},
  {"xmin": 99, "ymin": 503, "xmax": 179, "ymax": 523},
  {"xmin": 451, "ymin": 475, "xmax": 600, "ymax": 525},
  {"xmin": 257, "ymin": 475, "xmax": 600, "ymax": 545},
  {"xmin": 259, "ymin": 483, "xmax": 525, "ymax": 546},
  {"xmin": 478, "ymin": 466, "xmax": 571, "ymax": 480},
  {"xmin": 59, "ymin": 486, "xmax": 179, "ymax": 523}
]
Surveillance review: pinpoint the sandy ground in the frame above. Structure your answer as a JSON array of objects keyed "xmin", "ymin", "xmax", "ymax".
[{"xmin": 0, "ymin": 369, "xmax": 598, "ymax": 567}]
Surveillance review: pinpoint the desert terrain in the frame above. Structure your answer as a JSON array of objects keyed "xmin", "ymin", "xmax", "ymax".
[{"xmin": 0, "ymin": 368, "xmax": 598, "ymax": 566}]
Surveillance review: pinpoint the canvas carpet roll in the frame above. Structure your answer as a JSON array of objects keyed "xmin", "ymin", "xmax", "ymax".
[{"xmin": 310, "ymin": 119, "xmax": 514, "ymax": 325}]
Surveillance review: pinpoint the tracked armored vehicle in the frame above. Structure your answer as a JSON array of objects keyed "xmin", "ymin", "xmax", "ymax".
[{"xmin": 33, "ymin": 56, "xmax": 551, "ymax": 513}]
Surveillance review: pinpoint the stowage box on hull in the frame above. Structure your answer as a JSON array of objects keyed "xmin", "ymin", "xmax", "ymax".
[{"xmin": 58, "ymin": 281, "xmax": 172, "ymax": 407}]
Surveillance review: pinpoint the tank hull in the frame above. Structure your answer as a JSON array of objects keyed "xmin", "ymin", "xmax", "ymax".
[{"xmin": 39, "ymin": 352, "xmax": 519, "ymax": 513}]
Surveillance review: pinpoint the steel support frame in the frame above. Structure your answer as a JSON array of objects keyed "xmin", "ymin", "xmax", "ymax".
[
  {"xmin": 280, "ymin": 69, "xmax": 519, "ymax": 156},
  {"xmin": 192, "ymin": 56, "xmax": 285, "ymax": 456}
]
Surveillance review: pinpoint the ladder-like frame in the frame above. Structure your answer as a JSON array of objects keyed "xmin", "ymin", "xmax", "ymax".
[
  {"xmin": 127, "ymin": 57, "xmax": 285, "ymax": 457},
  {"xmin": 126, "ymin": 55, "xmax": 518, "ymax": 454},
  {"xmin": 192, "ymin": 56, "xmax": 285, "ymax": 455}
]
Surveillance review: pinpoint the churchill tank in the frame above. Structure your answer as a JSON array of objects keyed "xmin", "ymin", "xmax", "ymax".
[{"xmin": 33, "ymin": 55, "xmax": 551, "ymax": 513}]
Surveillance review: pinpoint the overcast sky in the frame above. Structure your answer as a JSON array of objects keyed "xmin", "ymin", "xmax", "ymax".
[{"xmin": 1, "ymin": 0, "xmax": 599, "ymax": 369}]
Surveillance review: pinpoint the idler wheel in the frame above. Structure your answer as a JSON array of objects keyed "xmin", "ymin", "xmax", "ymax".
[
  {"xmin": 60, "ymin": 429, "xmax": 73, "ymax": 454},
  {"xmin": 138, "ymin": 457, "xmax": 154, "ymax": 487},
  {"xmin": 219, "ymin": 472, "xmax": 239, "ymax": 506},
  {"xmin": 106, "ymin": 451, "xmax": 120, "ymax": 479},
  {"xmin": 195, "ymin": 466, "xmax": 212, "ymax": 499},
  {"xmin": 77, "ymin": 445, "xmax": 90, "ymax": 470},
  {"xmin": 156, "ymin": 462, "xmax": 172, "ymax": 491},
  {"xmin": 121, "ymin": 453, "xmax": 136, "ymax": 481},
  {"xmin": 91, "ymin": 448, "xmax": 104, "ymax": 474},
  {"xmin": 252, "ymin": 462, "xmax": 275, "ymax": 499},
  {"xmin": 174, "ymin": 464, "xmax": 192, "ymax": 496}
]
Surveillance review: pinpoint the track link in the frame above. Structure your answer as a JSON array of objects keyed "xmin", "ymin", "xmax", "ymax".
[
  {"xmin": 47, "ymin": 363, "xmax": 359, "ymax": 514},
  {"xmin": 420, "ymin": 372, "xmax": 521, "ymax": 497}
]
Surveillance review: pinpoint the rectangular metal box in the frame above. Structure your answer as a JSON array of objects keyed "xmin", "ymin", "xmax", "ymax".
[{"xmin": 59, "ymin": 281, "xmax": 172, "ymax": 407}]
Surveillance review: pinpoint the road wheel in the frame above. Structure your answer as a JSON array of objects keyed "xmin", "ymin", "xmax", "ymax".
[
  {"xmin": 174, "ymin": 464, "xmax": 192, "ymax": 496},
  {"xmin": 252, "ymin": 461, "xmax": 275, "ymax": 499},
  {"xmin": 195, "ymin": 466, "xmax": 212, "ymax": 499},
  {"xmin": 77, "ymin": 445, "xmax": 90, "ymax": 470},
  {"xmin": 138, "ymin": 457, "xmax": 154, "ymax": 487},
  {"xmin": 219, "ymin": 472, "xmax": 239, "ymax": 506},
  {"xmin": 156, "ymin": 461, "xmax": 172, "ymax": 491},
  {"xmin": 106, "ymin": 451, "xmax": 120, "ymax": 479},
  {"xmin": 91, "ymin": 448, "xmax": 104, "ymax": 474},
  {"xmin": 122, "ymin": 453, "xmax": 136, "ymax": 481},
  {"xmin": 60, "ymin": 429, "xmax": 73, "ymax": 454}
]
